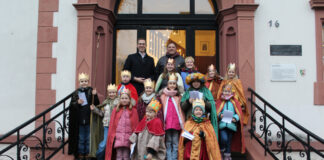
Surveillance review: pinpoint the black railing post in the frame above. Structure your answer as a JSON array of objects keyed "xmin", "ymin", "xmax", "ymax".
[
  {"xmin": 264, "ymin": 103, "xmax": 267, "ymax": 156},
  {"xmin": 282, "ymin": 118, "xmax": 286, "ymax": 160},
  {"xmin": 307, "ymin": 135, "xmax": 310, "ymax": 160},
  {"xmin": 42, "ymin": 115, "xmax": 46, "ymax": 159},
  {"xmin": 62, "ymin": 102, "xmax": 66, "ymax": 154},
  {"xmin": 17, "ymin": 130, "xmax": 20, "ymax": 160},
  {"xmin": 250, "ymin": 90, "xmax": 253, "ymax": 139}
]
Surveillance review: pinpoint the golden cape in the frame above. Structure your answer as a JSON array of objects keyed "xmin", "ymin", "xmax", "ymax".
[
  {"xmin": 216, "ymin": 79, "xmax": 249, "ymax": 125},
  {"xmin": 178, "ymin": 119, "xmax": 221, "ymax": 160}
]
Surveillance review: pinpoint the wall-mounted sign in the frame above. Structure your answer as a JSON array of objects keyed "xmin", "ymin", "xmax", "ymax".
[
  {"xmin": 270, "ymin": 45, "xmax": 302, "ymax": 56},
  {"xmin": 271, "ymin": 64, "xmax": 297, "ymax": 82}
]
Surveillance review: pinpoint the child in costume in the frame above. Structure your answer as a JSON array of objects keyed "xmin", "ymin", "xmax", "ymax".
[
  {"xmin": 68, "ymin": 73, "xmax": 100, "ymax": 160},
  {"xmin": 216, "ymin": 63, "xmax": 249, "ymax": 125},
  {"xmin": 129, "ymin": 99, "xmax": 166, "ymax": 160},
  {"xmin": 178, "ymin": 99, "xmax": 221, "ymax": 160},
  {"xmin": 216, "ymin": 84, "xmax": 245, "ymax": 160},
  {"xmin": 180, "ymin": 56, "xmax": 198, "ymax": 90},
  {"xmin": 159, "ymin": 73, "xmax": 185, "ymax": 160},
  {"xmin": 118, "ymin": 70, "xmax": 138, "ymax": 102},
  {"xmin": 136, "ymin": 79, "xmax": 164, "ymax": 122},
  {"xmin": 90, "ymin": 84, "xmax": 119, "ymax": 160},
  {"xmin": 204, "ymin": 64, "xmax": 222, "ymax": 101},
  {"xmin": 105, "ymin": 88, "xmax": 139, "ymax": 160},
  {"xmin": 155, "ymin": 58, "xmax": 184, "ymax": 94}
]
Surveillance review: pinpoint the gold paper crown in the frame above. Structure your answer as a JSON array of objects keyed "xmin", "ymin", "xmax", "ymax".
[
  {"xmin": 147, "ymin": 99, "xmax": 162, "ymax": 113},
  {"xmin": 78, "ymin": 72, "xmax": 89, "ymax": 81},
  {"xmin": 208, "ymin": 64, "xmax": 216, "ymax": 71},
  {"xmin": 228, "ymin": 63, "xmax": 236, "ymax": 71},
  {"xmin": 167, "ymin": 58, "xmax": 174, "ymax": 64},
  {"xmin": 144, "ymin": 79, "xmax": 155, "ymax": 88},
  {"xmin": 121, "ymin": 70, "xmax": 131, "ymax": 77},
  {"xmin": 168, "ymin": 73, "xmax": 178, "ymax": 82},
  {"xmin": 193, "ymin": 99, "xmax": 205, "ymax": 108},
  {"xmin": 120, "ymin": 88, "xmax": 131, "ymax": 96},
  {"xmin": 107, "ymin": 83, "xmax": 117, "ymax": 91},
  {"xmin": 223, "ymin": 83, "xmax": 233, "ymax": 92}
]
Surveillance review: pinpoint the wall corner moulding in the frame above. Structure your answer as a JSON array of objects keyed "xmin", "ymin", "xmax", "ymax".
[{"xmin": 310, "ymin": 0, "xmax": 324, "ymax": 105}]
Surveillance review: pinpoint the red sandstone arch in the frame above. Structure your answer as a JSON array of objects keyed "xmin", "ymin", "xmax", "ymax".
[{"xmin": 73, "ymin": 0, "xmax": 258, "ymax": 101}]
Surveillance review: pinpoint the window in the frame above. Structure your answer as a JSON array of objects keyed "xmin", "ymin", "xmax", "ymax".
[
  {"xmin": 115, "ymin": 30, "xmax": 137, "ymax": 83},
  {"xmin": 117, "ymin": 0, "xmax": 137, "ymax": 14},
  {"xmin": 195, "ymin": 0, "xmax": 215, "ymax": 14},
  {"xmin": 143, "ymin": 0, "xmax": 190, "ymax": 14}
]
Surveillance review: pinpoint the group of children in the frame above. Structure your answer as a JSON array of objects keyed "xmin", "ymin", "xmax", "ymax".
[{"xmin": 68, "ymin": 57, "xmax": 249, "ymax": 160}]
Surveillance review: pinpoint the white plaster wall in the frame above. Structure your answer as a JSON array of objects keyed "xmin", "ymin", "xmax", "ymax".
[
  {"xmin": 51, "ymin": 0, "xmax": 78, "ymax": 129},
  {"xmin": 0, "ymin": 0, "xmax": 38, "ymax": 134},
  {"xmin": 254, "ymin": 0, "xmax": 324, "ymax": 138},
  {"xmin": 51, "ymin": 0, "xmax": 78, "ymax": 98}
]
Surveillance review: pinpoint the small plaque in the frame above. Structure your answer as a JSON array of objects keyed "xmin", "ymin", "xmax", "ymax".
[
  {"xmin": 270, "ymin": 45, "xmax": 302, "ymax": 56},
  {"xmin": 271, "ymin": 64, "xmax": 297, "ymax": 82}
]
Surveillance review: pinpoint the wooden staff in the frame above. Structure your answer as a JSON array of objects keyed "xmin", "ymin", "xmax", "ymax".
[{"xmin": 92, "ymin": 32, "xmax": 102, "ymax": 104}]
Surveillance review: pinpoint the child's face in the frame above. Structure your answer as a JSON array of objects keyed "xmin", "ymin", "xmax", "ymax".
[
  {"xmin": 79, "ymin": 79, "xmax": 89, "ymax": 88},
  {"xmin": 145, "ymin": 86, "xmax": 154, "ymax": 95},
  {"xmin": 120, "ymin": 94, "xmax": 130, "ymax": 106},
  {"xmin": 208, "ymin": 69, "xmax": 215, "ymax": 78},
  {"xmin": 108, "ymin": 90, "xmax": 117, "ymax": 99},
  {"xmin": 145, "ymin": 108, "xmax": 156, "ymax": 121},
  {"xmin": 227, "ymin": 70, "xmax": 235, "ymax": 79},
  {"xmin": 193, "ymin": 107, "xmax": 203, "ymax": 118},
  {"xmin": 192, "ymin": 81, "xmax": 201, "ymax": 89},
  {"xmin": 222, "ymin": 87, "xmax": 232, "ymax": 97},
  {"xmin": 185, "ymin": 60, "xmax": 194, "ymax": 69},
  {"xmin": 167, "ymin": 81, "xmax": 177, "ymax": 90},
  {"xmin": 166, "ymin": 63, "xmax": 175, "ymax": 72},
  {"xmin": 121, "ymin": 75, "xmax": 131, "ymax": 83}
]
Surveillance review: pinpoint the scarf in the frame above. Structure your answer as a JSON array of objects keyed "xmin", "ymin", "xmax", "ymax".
[
  {"xmin": 162, "ymin": 88, "xmax": 178, "ymax": 97},
  {"xmin": 141, "ymin": 93, "xmax": 155, "ymax": 104},
  {"xmin": 181, "ymin": 67, "xmax": 197, "ymax": 74},
  {"xmin": 221, "ymin": 94, "xmax": 234, "ymax": 101},
  {"xmin": 166, "ymin": 52, "xmax": 180, "ymax": 58},
  {"xmin": 191, "ymin": 114, "xmax": 207, "ymax": 123}
]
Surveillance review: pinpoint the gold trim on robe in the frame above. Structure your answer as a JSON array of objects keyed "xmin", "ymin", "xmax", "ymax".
[{"xmin": 178, "ymin": 119, "xmax": 222, "ymax": 160}]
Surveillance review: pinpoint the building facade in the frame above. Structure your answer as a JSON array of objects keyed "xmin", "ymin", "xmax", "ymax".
[{"xmin": 1, "ymin": 0, "xmax": 324, "ymax": 154}]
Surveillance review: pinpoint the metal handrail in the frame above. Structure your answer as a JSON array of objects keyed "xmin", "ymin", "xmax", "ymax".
[
  {"xmin": 248, "ymin": 87, "xmax": 324, "ymax": 160},
  {"xmin": 0, "ymin": 92, "xmax": 74, "ymax": 160}
]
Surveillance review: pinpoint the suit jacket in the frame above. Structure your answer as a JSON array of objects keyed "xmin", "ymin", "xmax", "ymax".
[{"xmin": 123, "ymin": 52, "xmax": 155, "ymax": 95}]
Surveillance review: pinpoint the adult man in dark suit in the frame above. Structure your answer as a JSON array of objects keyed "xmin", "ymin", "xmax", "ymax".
[{"xmin": 123, "ymin": 38, "xmax": 155, "ymax": 95}]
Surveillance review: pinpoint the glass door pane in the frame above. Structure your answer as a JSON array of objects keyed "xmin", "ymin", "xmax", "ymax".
[
  {"xmin": 195, "ymin": 30, "xmax": 216, "ymax": 73},
  {"xmin": 116, "ymin": 30, "xmax": 137, "ymax": 84},
  {"xmin": 146, "ymin": 30, "xmax": 186, "ymax": 64},
  {"xmin": 143, "ymin": 0, "xmax": 190, "ymax": 14}
]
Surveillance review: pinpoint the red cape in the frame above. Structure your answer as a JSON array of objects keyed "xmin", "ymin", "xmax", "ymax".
[
  {"xmin": 118, "ymin": 83, "xmax": 138, "ymax": 102},
  {"xmin": 216, "ymin": 97, "xmax": 245, "ymax": 153},
  {"xmin": 134, "ymin": 117, "xmax": 165, "ymax": 136},
  {"xmin": 105, "ymin": 107, "xmax": 139, "ymax": 160}
]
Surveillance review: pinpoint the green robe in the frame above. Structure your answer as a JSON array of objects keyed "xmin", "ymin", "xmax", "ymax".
[
  {"xmin": 89, "ymin": 97, "xmax": 116, "ymax": 157},
  {"xmin": 181, "ymin": 87, "xmax": 219, "ymax": 139},
  {"xmin": 89, "ymin": 109, "xmax": 103, "ymax": 157}
]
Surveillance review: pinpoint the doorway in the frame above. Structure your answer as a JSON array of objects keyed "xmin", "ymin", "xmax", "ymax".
[{"xmin": 114, "ymin": 0, "xmax": 218, "ymax": 83}]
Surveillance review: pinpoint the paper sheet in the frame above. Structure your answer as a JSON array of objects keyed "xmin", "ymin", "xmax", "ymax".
[
  {"xmin": 181, "ymin": 130, "xmax": 194, "ymax": 141},
  {"xmin": 189, "ymin": 91, "xmax": 203, "ymax": 99},
  {"xmin": 130, "ymin": 143, "xmax": 136, "ymax": 158},
  {"xmin": 78, "ymin": 92, "xmax": 88, "ymax": 106},
  {"xmin": 221, "ymin": 110, "xmax": 234, "ymax": 123}
]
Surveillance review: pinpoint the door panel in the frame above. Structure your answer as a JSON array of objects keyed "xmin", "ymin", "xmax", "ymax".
[{"xmin": 194, "ymin": 30, "xmax": 217, "ymax": 73}]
